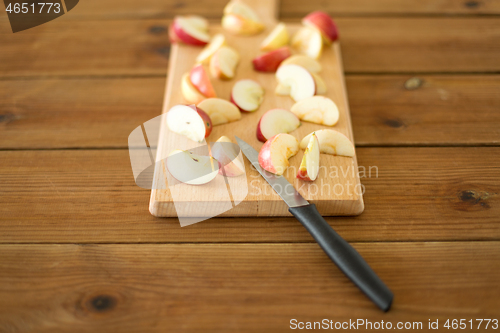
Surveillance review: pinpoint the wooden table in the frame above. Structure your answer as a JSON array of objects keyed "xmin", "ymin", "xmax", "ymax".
[{"xmin": 1, "ymin": 1, "xmax": 499, "ymax": 331}]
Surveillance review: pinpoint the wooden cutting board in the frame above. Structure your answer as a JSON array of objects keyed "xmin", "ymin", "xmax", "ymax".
[{"xmin": 149, "ymin": 0, "xmax": 364, "ymax": 218}]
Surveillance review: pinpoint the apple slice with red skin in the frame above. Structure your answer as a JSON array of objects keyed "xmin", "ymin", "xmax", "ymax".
[
  {"xmin": 300, "ymin": 129, "xmax": 354, "ymax": 157},
  {"xmin": 291, "ymin": 96, "xmax": 339, "ymax": 126},
  {"xmin": 258, "ymin": 133, "xmax": 299, "ymax": 176},
  {"xmin": 256, "ymin": 108, "xmax": 300, "ymax": 143},
  {"xmin": 302, "ymin": 11, "xmax": 339, "ymax": 44},
  {"xmin": 276, "ymin": 64, "xmax": 316, "ymax": 102},
  {"xmin": 211, "ymin": 136, "xmax": 245, "ymax": 177},
  {"xmin": 166, "ymin": 104, "xmax": 212, "ymax": 142},
  {"xmin": 196, "ymin": 34, "xmax": 226, "ymax": 64},
  {"xmin": 230, "ymin": 79, "xmax": 264, "ymax": 112},
  {"xmin": 261, "ymin": 23, "xmax": 289, "ymax": 51},
  {"xmin": 190, "ymin": 65, "xmax": 217, "ymax": 98},
  {"xmin": 252, "ymin": 46, "xmax": 292, "ymax": 73},
  {"xmin": 172, "ymin": 16, "xmax": 210, "ymax": 46},
  {"xmin": 291, "ymin": 26, "xmax": 323, "ymax": 59},
  {"xmin": 210, "ymin": 46, "xmax": 240, "ymax": 80},
  {"xmin": 168, "ymin": 23, "xmax": 181, "ymax": 43},
  {"xmin": 222, "ymin": 1, "xmax": 265, "ymax": 35},
  {"xmin": 167, "ymin": 149, "xmax": 219, "ymax": 185},
  {"xmin": 197, "ymin": 98, "xmax": 241, "ymax": 126},
  {"xmin": 297, "ymin": 132, "xmax": 320, "ymax": 181},
  {"xmin": 181, "ymin": 73, "xmax": 207, "ymax": 104}
]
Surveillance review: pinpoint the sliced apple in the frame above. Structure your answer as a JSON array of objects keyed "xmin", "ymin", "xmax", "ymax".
[
  {"xmin": 172, "ymin": 16, "xmax": 210, "ymax": 46},
  {"xmin": 222, "ymin": 1, "xmax": 264, "ymax": 35},
  {"xmin": 252, "ymin": 46, "xmax": 292, "ymax": 73},
  {"xmin": 167, "ymin": 149, "xmax": 219, "ymax": 185},
  {"xmin": 222, "ymin": 14, "xmax": 265, "ymax": 35},
  {"xmin": 300, "ymin": 129, "xmax": 354, "ymax": 157},
  {"xmin": 297, "ymin": 132, "xmax": 320, "ymax": 181},
  {"xmin": 281, "ymin": 54, "xmax": 322, "ymax": 73},
  {"xmin": 168, "ymin": 23, "xmax": 181, "ymax": 43},
  {"xmin": 258, "ymin": 133, "xmax": 299, "ymax": 176},
  {"xmin": 197, "ymin": 98, "xmax": 241, "ymax": 126},
  {"xmin": 275, "ymin": 83, "xmax": 291, "ymax": 96},
  {"xmin": 230, "ymin": 79, "xmax": 264, "ymax": 112},
  {"xmin": 183, "ymin": 15, "xmax": 209, "ymax": 31},
  {"xmin": 190, "ymin": 64, "xmax": 217, "ymax": 98},
  {"xmin": 181, "ymin": 73, "xmax": 207, "ymax": 104},
  {"xmin": 166, "ymin": 105, "xmax": 212, "ymax": 142},
  {"xmin": 261, "ymin": 23, "xmax": 289, "ymax": 51},
  {"xmin": 302, "ymin": 11, "xmax": 339, "ymax": 44},
  {"xmin": 196, "ymin": 34, "xmax": 227, "ymax": 64},
  {"xmin": 256, "ymin": 108, "xmax": 300, "ymax": 143},
  {"xmin": 312, "ymin": 73, "xmax": 327, "ymax": 95},
  {"xmin": 291, "ymin": 26, "xmax": 323, "ymax": 59},
  {"xmin": 291, "ymin": 96, "xmax": 339, "ymax": 126},
  {"xmin": 211, "ymin": 136, "xmax": 245, "ymax": 177},
  {"xmin": 276, "ymin": 64, "xmax": 315, "ymax": 102},
  {"xmin": 209, "ymin": 46, "xmax": 240, "ymax": 80}
]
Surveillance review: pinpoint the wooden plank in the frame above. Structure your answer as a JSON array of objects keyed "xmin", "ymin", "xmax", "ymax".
[
  {"xmin": 0, "ymin": 242, "xmax": 498, "ymax": 332},
  {"xmin": 1, "ymin": 148, "xmax": 499, "ymax": 243},
  {"xmin": 1, "ymin": 75, "xmax": 499, "ymax": 149},
  {"xmin": 4, "ymin": 0, "xmax": 497, "ymax": 20},
  {"xmin": 0, "ymin": 77, "xmax": 166, "ymax": 149},
  {"xmin": 281, "ymin": 0, "xmax": 500, "ymax": 17},
  {"xmin": 348, "ymin": 75, "xmax": 500, "ymax": 146},
  {"xmin": 1, "ymin": 18, "xmax": 500, "ymax": 77},
  {"xmin": 0, "ymin": 18, "xmax": 171, "ymax": 77},
  {"xmin": 150, "ymin": 20, "xmax": 363, "ymax": 217}
]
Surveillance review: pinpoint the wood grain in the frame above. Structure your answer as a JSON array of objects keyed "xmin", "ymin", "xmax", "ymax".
[
  {"xmin": 1, "ymin": 148, "xmax": 498, "ymax": 243},
  {"xmin": 348, "ymin": 75, "xmax": 500, "ymax": 146},
  {"xmin": 0, "ymin": 242, "xmax": 498, "ymax": 332},
  {"xmin": 150, "ymin": 19, "xmax": 363, "ymax": 217},
  {"xmin": 1, "ymin": 18, "xmax": 500, "ymax": 77},
  {"xmin": 1, "ymin": 75, "xmax": 499, "ymax": 149},
  {"xmin": 5, "ymin": 0, "xmax": 497, "ymax": 20},
  {"xmin": 0, "ymin": 78, "xmax": 166, "ymax": 149}
]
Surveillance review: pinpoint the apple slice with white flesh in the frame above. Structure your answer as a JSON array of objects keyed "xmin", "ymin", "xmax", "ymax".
[
  {"xmin": 231, "ymin": 79, "xmax": 264, "ymax": 112},
  {"xmin": 168, "ymin": 23, "xmax": 181, "ymax": 43},
  {"xmin": 167, "ymin": 149, "xmax": 219, "ymax": 185},
  {"xmin": 197, "ymin": 98, "xmax": 241, "ymax": 126},
  {"xmin": 196, "ymin": 34, "xmax": 226, "ymax": 64},
  {"xmin": 222, "ymin": 1, "xmax": 264, "ymax": 35},
  {"xmin": 281, "ymin": 54, "xmax": 322, "ymax": 73},
  {"xmin": 258, "ymin": 133, "xmax": 299, "ymax": 176},
  {"xmin": 166, "ymin": 104, "xmax": 212, "ymax": 142},
  {"xmin": 302, "ymin": 11, "xmax": 339, "ymax": 45},
  {"xmin": 252, "ymin": 46, "xmax": 292, "ymax": 73},
  {"xmin": 300, "ymin": 129, "xmax": 354, "ymax": 157},
  {"xmin": 291, "ymin": 96, "xmax": 339, "ymax": 126},
  {"xmin": 291, "ymin": 26, "xmax": 323, "ymax": 59},
  {"xmin": 209, "ymin": 46, "xmax": 240, "ymax": 80},
  {"xmin": 276, "ymin": 64, "xmax": 315, "ymax": 102},
  {"xmin": 181, "ymin": 73, "xmax": 207, "ymax": 104},
  {"xmin": 172, "ymin": 16, "xmax": 210, "ymax": 46},
  {"xmin": 211, "ymin": 136, "xmax": 245, "ymax": 177},
  {"xmin": 260, "ymin": 23, "xmax": 289, "ymax": 51},
  {"xmin": 297, "ymin": 132, "xmax": 320, "ymax": 181},
  {"xmin": 256, "ymin": 108, "xmax": 300, "ymax": 143},
  {"xmin": 189, "ymin": 64, "xmax": 217, "ymax": 98}
]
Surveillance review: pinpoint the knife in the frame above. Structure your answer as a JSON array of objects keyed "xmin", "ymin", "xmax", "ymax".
[{"xmin": 235, "ymin": 136, "xmax": 393, "ymax": 312}]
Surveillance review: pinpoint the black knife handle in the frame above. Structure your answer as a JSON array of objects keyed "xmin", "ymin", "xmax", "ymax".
[{"xmin": 289, "ymin": 204, "xmax": 393, "ymax": 312}]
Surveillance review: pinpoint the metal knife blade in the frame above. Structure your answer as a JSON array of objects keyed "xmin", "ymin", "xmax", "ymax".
[{"xmin": 236, "ymin": 136, "xmax": 309, "ymax": 208}]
